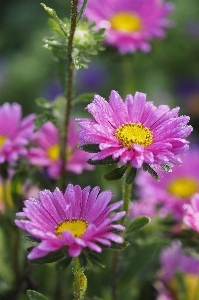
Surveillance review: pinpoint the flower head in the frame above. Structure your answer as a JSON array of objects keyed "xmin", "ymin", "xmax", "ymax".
[
  {"xmin": 81, "ymin": 0, "xmax": 174, "ymax": 54},
  {"xmin": 15, "ymin": 185, "xmax": 125, "ymax": 258},
  {"xmin": 29, "ymin": 120, "xmax": 94, "ymax": 179},
  {"xmin": 0, "ymin": 102, "xmax": 35, "ymax": 163},
  {"xmin": 157, "ymin": 241, "xmax": 199, "ymax": 300},
  {"xmin": 76, "ymin": 90, "xmax": 192, "ymax": 170},
  {"xmin": 183, "ymin": 193, "xmax": 199, "ymax": 232},
  {"xmin": 136, "ymin": 148, "xmax": 199, "ymax": 219}
]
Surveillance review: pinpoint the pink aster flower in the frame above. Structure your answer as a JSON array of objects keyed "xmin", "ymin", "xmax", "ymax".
[
  {"xmin": 183, "ymin": 193, "xmax": 199, "ymax": 232},
  {"xmin": 15, "ymin": 185, "xmax": 125, "ymax": 258},
  {"xmin": 76, "ymin": 90, "xmax": 192, "ymax": 169},
  {"xmin": 157, "ymin": 241, "xmax": 199, "ymax": 300},
  {"xmin": 136, "ymin": 148, "xmax": 199, "ymax": 219},
  {"xmin": 0, "ymin": 102, "xmax": 35, "ymax": 163},
  {"xmin": 29, "ymin": 120, "xmax": 94, "ymax": 179},
  {"xmin": 81, "ymin": 0, "xmax": 174, "ymax": 54}
]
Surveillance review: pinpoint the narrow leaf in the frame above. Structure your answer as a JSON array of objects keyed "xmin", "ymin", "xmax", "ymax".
[
  {"xmin": 78, "ymin": 144, "xmax": 100, "ymax": 153},
  {"xmin": 73, "ymin": 93, "xmax": 95, "ymax": 105},
  {"xmin": 160, "ymin": 163, "xmax": 172, "ymax": 173},
  {"xmin": 84, "ymin": 251, "xmax": 105, "ymax": 268},
  {"xmin": 103, "ymin": 165, "xmax": 129, "ymax": 181},
  {"xmin": 27, "ymin": 290, "xmax": 48, "ymax": 300},
  {"xmin": 41, "ymin": 3, "xmax": 59, "ymax": 20},
  {"xmin": 77, "ymin": 0, "xmax": 89, "ymax": 23},
  {"xmin": 109, "ymin": 241, "xmax": 130, "ymax": 251},
  {"xmin": 126, "ymin": 167, "xmax": 137, "ymax": 185},
  {"xmin": 143, "ymin": 163, "xmax": 159, "ymax": 181},
  {"xmin": 126, "ymin": 216, "xmax": 150, "ymax": 235},
  {"xmin": 24, "ymin": 236, "xmax": 41, "ymax": 243},
  {"xmin": 87, "ymin": 156, "xmax": 119, "ymax": 165},
  {"xmin": 56, "ymin": 256, "xmax": 72, "ymax": 270},
  {"xmin": 35, "ymin": 97, "xmax": 54, "ymax": 109}
]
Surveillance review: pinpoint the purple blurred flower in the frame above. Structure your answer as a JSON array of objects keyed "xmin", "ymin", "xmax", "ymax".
[
  {"xmin": 0, "ymin": 102, "xmax": 35, "ymax": 163},
  {"xmin": 157, "ymin": 240, "xmax": 199, "ymax": 300},
  {"xmin": 136, "ymin": 148, "xmax": 199, "ymax": 219},
  {"xmin": 15, "ymin": 184, "xmax": 125, "ymax": 258},
  {"xmin": 76, "ymin": 90, "xmax": 192, "ymax": 169},
  {"xmin": 81, "ymin": 0, "xmax": 174, "ymax": 54},
  {"xmin": 29, "ymin": 120, "xmax": 94, "ymax": 179}
]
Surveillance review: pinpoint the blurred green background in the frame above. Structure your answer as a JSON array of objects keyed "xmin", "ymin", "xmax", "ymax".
[{"xmin": 1, "ymin": 0, "xmax": 199, "ymax": 119}]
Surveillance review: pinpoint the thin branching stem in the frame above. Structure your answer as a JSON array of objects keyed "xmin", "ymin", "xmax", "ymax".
[{"xmin": 60, "ymin": 0, "xmax": 79, "ymax": 190}]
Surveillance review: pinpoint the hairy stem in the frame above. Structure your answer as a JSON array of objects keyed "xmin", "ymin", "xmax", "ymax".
[
  {"xmin": 60, "ymin": 0, "xmax": 79, "ymax": 190},
  {"xmin": 73, "ymin": 257, "xmax": 81, "ymax": 300},
  {"xmin": 121, "ymin": 170, "xmax": 132, "ymax": 226}
]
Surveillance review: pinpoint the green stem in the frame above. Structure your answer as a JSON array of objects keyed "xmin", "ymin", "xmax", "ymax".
[
  {"xmin": 60, "ymin": 0, "xmax": 79, "ymax": 190},
  {"xmin": 73, "ymin": 257, "xmax": 81, "ymax": 300},
  {"xmin": 121, "ymin": 170, "xmax": 132, "ymax": 226},
  {"xmin": 111, "ymin": 170, "xmax": 132, "ymax": 300},
  {"xmin": 121, "ymin": 54, "xmax": 135, "ymax": 97}
]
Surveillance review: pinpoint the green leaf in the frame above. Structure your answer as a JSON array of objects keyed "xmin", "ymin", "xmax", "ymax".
[
  {"xmin": 126, "ymin": 216, "xmax": 150, "ymax": 235},
  {"xmin": 41, "ymin": 3, "xmax": 59, "ymax": 19},
  {"xmin": 27, "ymin": 290, "xmax": 48, "ymax": 300},
  {"xmin": 84, "ymin": 250, "xmax": 105, "ymax": 268},
  {"xmin": 103, "ymin": 165, "xmax": 129, "ymax": 181},
  {"xmin": 28, "ymin": 249, "xmax": 66, "ymax": 264},
  {"xmin": 78, "ymin": 144, "xmax": 100, "ymax": 153},
  {"xmin": 126, "ymin": 167, "xmax": 137, "ymax": 185},
  {"xmin": 109, "ymin": 241, "xmax": 130, "ymax": 251},
  {"xmin": 87, "ymin": 156, "xmax": 119, "ymax": 165},
  {"xmin": 77, "ymin": 0, "xmax": 89, "ymax": 23},
  {"xmin": 160, "ymin": 164, "xmax": 172, "ymax": 173},
  {"xmin": 35, "ymin": 97, "xmax": 54, "ymax": 109},
  {"xmin": 72, "ymin": 93, "xmax": 95, "ymax": 105},
  {"xmin": 175, "ymin": 272, "xmax": 187, "ymax": 300},
  {"xmin": 34, "ymin": 112, "xmax": 56, "ymax": 131},
  {"xmin": 24, "ymin": 236, "xmax": 41, "ymax": 243},
  {"xmin": 143, "ymin": 163, "xmax": 159, "ymax": 181},
  {"xmin": 120, "ymin": 241, "xmax": 166, "ymax": 285},
  {"xmin": 56, "ymin": 256, "xmax": 72, "ymax": 270}
]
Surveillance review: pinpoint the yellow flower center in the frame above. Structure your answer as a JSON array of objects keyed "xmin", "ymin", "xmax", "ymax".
[
  {"xmin": 0, "ymin": 135, "xmax": 7, "ymax": 149},
  {"xmin": 47, "ymin": 144, "xmax": 73, "ymax": 161},
  {"xmin": 110, "ymin": 12, "xmax": 142, "ymax": 32},
  {"xmin": 167, "ymin": 177, "xmax": 199, "ymax": 199},
  {"xmin": 115, "ymin": 122, "xmax": 153, "ymax": 149},
  {"xmin": 55, "ymin": 218, "xmax": 88, "ymax": 238},
  {"xmin": 168, "ymin": 274, "xmax": 199, "ymax": 300}
]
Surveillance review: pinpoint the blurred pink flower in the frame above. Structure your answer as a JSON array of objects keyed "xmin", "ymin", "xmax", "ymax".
[
  {"xmin": 76, "ymin": 90, "xmax": 192, "ymax": 169},
  {"xmin": 129, "ymin": 198, "xmax": 155, "ymax": 220},
  {"xmin": 157, "ymin": 240, "xmax": 199, "ymax": 300},
  {"xmin": 0, "ymin": 102, "xmax": 35, "ymax": 163},
  {"xmin": 81, "ymin": 0, "xmax": 174, "ymax": 54},
  {"xmin": 136, "ymin": 148, "xmax": 199, "ymax": 219},
  {"xmin": 29, "ymin": 120, "xmax": 94, "ymax": 179},
  {"xmin": 183, "ymin": 193, "xmax": 199, "ymax": 232},
  {"xmin": 15, "ymin": 184, "xmax": 125, "ymax": 258}
]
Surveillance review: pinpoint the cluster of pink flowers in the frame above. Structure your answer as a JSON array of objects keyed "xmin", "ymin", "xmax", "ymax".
[
  {"xmin": 0, "ymin": 102, "xmax": 35, "ymax": 164},
  {"xmin": 81, "ymin": 0, "xmax": 174, "ymax": 54}
]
